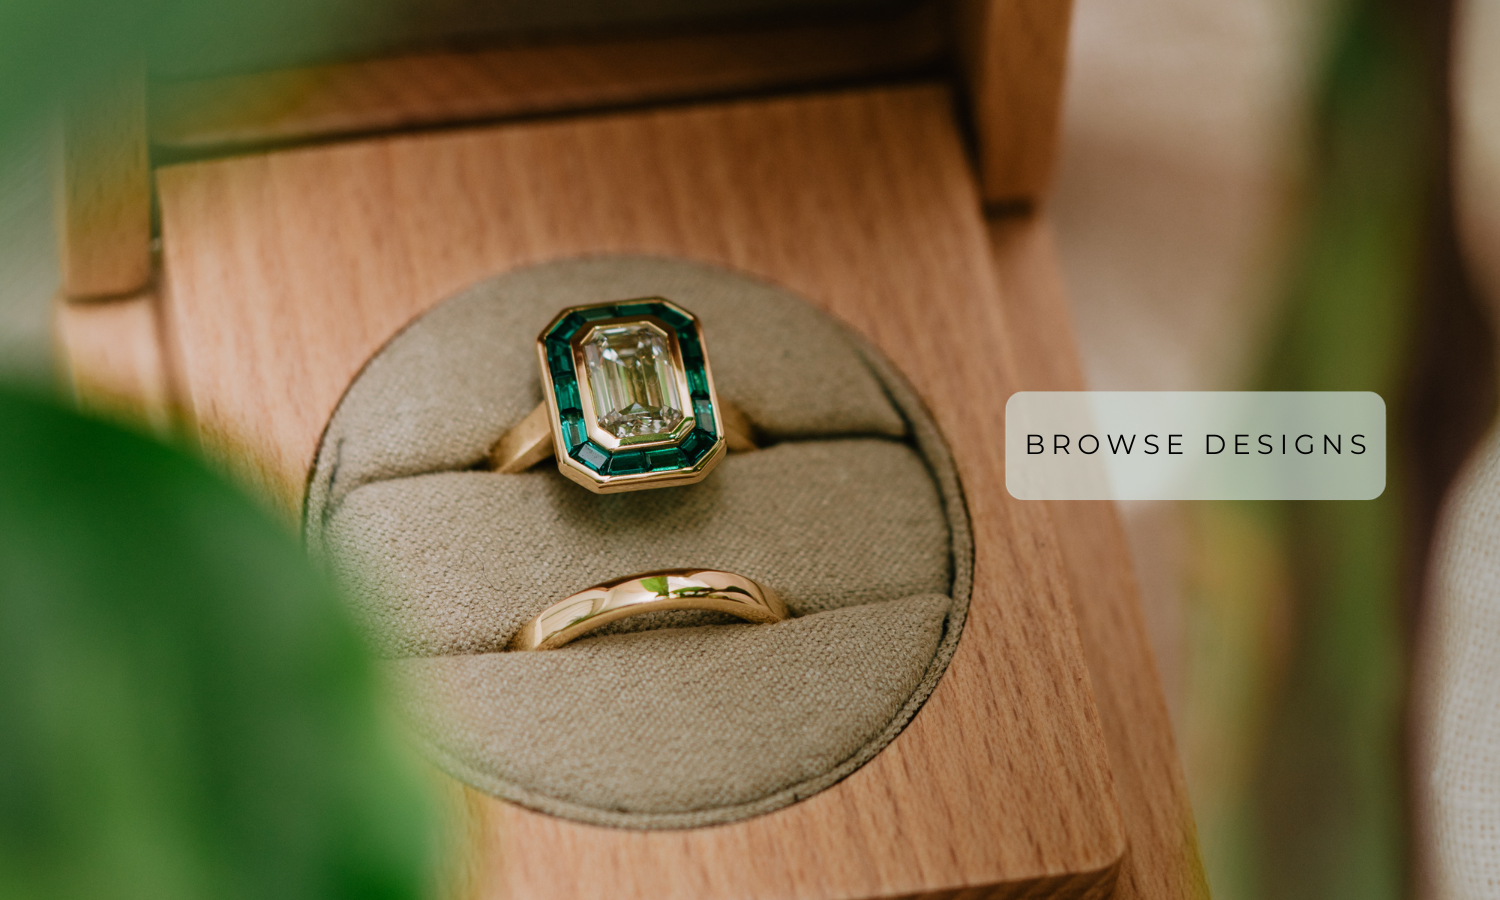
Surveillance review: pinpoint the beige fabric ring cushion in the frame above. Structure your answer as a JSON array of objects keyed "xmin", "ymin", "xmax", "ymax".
[{"xmin": 304, "ymin": 256, "xmax": 973, "ymax": 829}]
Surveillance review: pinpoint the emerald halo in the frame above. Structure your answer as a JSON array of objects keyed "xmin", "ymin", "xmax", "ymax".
[{"xmin": 537, "ymin": 298, "xmax": 726, "ymax": 493}]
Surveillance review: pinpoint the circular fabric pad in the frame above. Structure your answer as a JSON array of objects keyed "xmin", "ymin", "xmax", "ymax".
[{"xmin": 305, "ymin": 256, "xmax": 972, "ymax": 829}]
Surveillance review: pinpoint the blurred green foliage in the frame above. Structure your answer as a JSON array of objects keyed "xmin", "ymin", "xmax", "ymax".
[
  {"xmin": 0, "ymin": 0, "xmax": 348, "ymax": 146},
  {"xmin": 0, "ymin": 0, "xmax": 154, "ymax": 138},
  {"xmin": 1197, "ymin": 1, "xmax": 1442, "ymax": 898},
  {"xmin": 0, "ymin": 387, "xmax": 433, "ymax": 900},
  {"xmin": 0, "ymin": 0, "xmax": 892, "ymax": 147},
  {"xmin": 1252, "ymin": 1, "xmax": 1433, "ymax": 897}
]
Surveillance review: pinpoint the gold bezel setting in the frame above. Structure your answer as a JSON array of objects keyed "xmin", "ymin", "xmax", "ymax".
[
  {"xmin": 536, "ymin": 298, "xmax": 726, "ymax": 493},
  {"xmin": 571, "ymin": 316, "xmax": 697, "ymax": 452}
]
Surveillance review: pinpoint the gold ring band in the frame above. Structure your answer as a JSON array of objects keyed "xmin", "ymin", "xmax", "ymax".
[
  {"xmin": 488, "ymin": 397, "xmax": 757, "ymax": 475},
  {"xmin": 508, "ymin": 569, "xmax": 788, "ymax": 651}
]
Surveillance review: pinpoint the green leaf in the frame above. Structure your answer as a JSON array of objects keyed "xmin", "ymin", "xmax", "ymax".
[{"xmin": 0, "ymin": 387, "xmax": 434, "ymax": 900}]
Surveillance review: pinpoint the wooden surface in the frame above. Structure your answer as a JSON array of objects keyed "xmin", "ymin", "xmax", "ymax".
[
  {"xmin": 988, "ymin": 216, "xmax": 1211, "ymax": 900},
  {"xmin": 58, "ymin": 68, "xmax": 153, "ymax": 298},
  {"xmin": 150, "ymin": 6, "xmax": 946, "ymax": 155},
  {"xmin": 955, "ymin": 0, "xmax": 1074, "ymax": 205},
  {"xmin": 157, "ymin": 85, "xmax": 1127, "ymax": 899},
  {"xmin": 53, "ymin": 290, "xmax": 173, "ymax": 434}
]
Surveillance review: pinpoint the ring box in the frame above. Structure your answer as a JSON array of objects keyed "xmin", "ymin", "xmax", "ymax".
[{"xmin": 54, "ymin": 5, "xmax": 1204, "ymax": 898}]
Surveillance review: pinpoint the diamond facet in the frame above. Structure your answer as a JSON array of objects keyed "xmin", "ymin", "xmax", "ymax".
[{"xmin": 581, "ymin": 323, "xmax": 685, "ymax": 439}]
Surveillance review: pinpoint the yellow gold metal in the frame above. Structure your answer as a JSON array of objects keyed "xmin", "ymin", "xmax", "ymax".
[
  {"xmin": 487, "ymin": 397, "xmax": 757, "ymax": 474},
  {"xmin": 718, "ymin": 398, "xmax": 759, "ymax": 453},
  {"xmin": 508, "ymin": 569, "xmax": 789, "ymax": 651},
  {"xmin": 487, "ymin": 402, "xmax": 555, "ymax": 473}
]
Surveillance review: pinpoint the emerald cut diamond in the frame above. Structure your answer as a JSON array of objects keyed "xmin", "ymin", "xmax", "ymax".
[
  {"xmin": 538, "ymin": 297, "xmax": 724, "ymax": 493},
  {"xmin": 581, "ymin": 323, "xmax": 685, "ymax": 439}
]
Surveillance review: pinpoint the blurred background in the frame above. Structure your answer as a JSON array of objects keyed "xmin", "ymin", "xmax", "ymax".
[
  {"xmin": 3, "ymin": 0, "xmax": 1497, "ymax": 897},
  {"xmin": 1056, "ymin": 0, "xmax": 1498, "ymax": 898}
]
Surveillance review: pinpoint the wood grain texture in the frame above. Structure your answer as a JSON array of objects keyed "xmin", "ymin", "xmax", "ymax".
[
  {"xmin": 955, "ymin": 0, "xmax": 1074, "ymax": 205},
  {"xmin": 157, "ymin": 85, "xmax": 1126, "ymax": 899},
  {"xmin": 150, "ymin": 6, "xmax": 945, "ymax": 155},
  {"xmin": 53, "ymin": 290, "xmax": 173, "ymax": 434},
  {"xmin": 988, "ymin": 215, "xmax": 1211, "ymax": 900},
  {"xmin": 58, "ymin": 68, "xmax": 153, "ymax": 298}
]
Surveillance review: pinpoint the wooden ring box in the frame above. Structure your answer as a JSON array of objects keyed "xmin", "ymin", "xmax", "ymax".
[{"xmin": 54, "ymin": 2, "xmax": 1208, "ymax": 898}]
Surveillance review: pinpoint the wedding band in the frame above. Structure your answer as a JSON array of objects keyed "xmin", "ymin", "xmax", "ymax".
[
  {"xmin": 488, "ymin": 298, "xmax": 756, "ymax": 493},
  {"xmin": 508, "ymin": 569, "xmax": 789, "ymax": 651}
]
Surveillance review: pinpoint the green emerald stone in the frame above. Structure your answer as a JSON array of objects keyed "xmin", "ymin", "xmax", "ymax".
[{"xmin": 582, "ymin": 323, "xmax": 685, "ymax": 440}]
